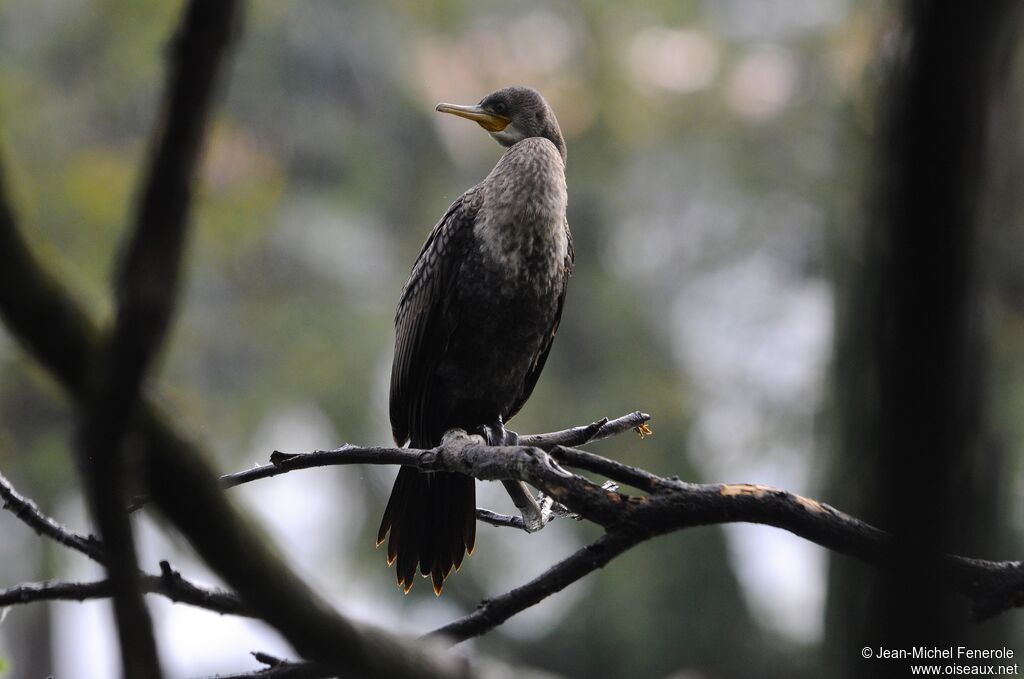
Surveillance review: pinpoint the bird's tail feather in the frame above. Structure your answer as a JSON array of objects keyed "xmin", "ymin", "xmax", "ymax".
[{"xmin": 377, "ymin": 466, "xmax": 476, "ymax": 595}]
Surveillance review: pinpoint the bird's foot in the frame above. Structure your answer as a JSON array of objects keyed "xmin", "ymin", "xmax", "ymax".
[
  {"xmin": 502, "ymin": 479, "xmax": 546, "ymax": 532},
  {"xmin": 476, "ymin": 418, "xmax": 520, "ymax": 447}
]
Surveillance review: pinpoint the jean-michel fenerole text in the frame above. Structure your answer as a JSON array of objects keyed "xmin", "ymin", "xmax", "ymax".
[{"xmin": 874, "ymin": 647, "xmax": 1015, "ymax": 660}]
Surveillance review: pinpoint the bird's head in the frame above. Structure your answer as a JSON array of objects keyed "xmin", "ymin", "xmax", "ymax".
[{"xmin": 436, "ymin": 86, "xmax": 566, "ymax": 161}]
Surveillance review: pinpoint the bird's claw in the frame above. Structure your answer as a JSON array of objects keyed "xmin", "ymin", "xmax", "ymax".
[{"xmin": 476, "ymin": 419, "xmax": 520, "ymax": 447}]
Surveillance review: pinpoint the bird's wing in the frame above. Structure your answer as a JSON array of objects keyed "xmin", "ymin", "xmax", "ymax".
[
  {"xmin": 506, "ymin": 221, "xmax": 574, "ymax": 422},
  {"xmin": 389, "ymin": 193, "xmax": 479, "ymax": 447}
]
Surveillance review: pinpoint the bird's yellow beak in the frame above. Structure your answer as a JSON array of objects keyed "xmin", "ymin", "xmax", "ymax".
[{"xmin": 435, "ymin": 103, "xmax": 511, "ymax": 132}]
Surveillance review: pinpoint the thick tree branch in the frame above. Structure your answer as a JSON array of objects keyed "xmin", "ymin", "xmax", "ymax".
[
  {"xmin": 0, "ymin": 165, "xmax": 100, "ymax": 399},
  {"xmin": 108, "ymin": 0, "xmax": 240, "ymax": 388},
  {"xmin": 849, "ymin": 1, "xmax": 1024, "ymax": 659},
  {"xmin": 75, "ymin": 2, "xmax": 241, "ymax": 676}
]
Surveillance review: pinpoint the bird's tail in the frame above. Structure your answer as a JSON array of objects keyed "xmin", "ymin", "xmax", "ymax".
[{"xmin": 376, "ymin": 466, "xmax": 476, "ymax": 595}]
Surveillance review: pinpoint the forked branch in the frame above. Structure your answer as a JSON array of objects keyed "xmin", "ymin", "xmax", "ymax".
[{"xmin": 213, "ymin": 425, "xmax": 1024, "ymax": 630}]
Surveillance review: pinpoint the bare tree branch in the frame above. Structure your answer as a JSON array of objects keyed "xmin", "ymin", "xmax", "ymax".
[
  {"xmin": 0, "ymin": 579, "xmax": 113, "ymax": 608},
  {"xmin": 427, "ymin": 529, "xmax": 647, "ymax": 643},
  {"xmin": 221, "ymin": 446, "xmax": 414, "ymax": 490},
  {"xmin": 14, "ymin": 406, "xmax": 1019, "ymax": 665},
  {"xmin": 0, "ymin": 471, "xmax": 105, "ymax": 563},
  {"xmin": 151, "ymin": 560, "xmax": 251, "ymax": 617},
  {"xmin": 517, "ymin": 412, "xmax": 650, "ymax": 448},
  {"xmin": 215, "ymin": 412, "xmax": 650, "ymax": 492},
  {"xmin": 0, "ymin": 563, "xmax": 249, "ymax": 618}
]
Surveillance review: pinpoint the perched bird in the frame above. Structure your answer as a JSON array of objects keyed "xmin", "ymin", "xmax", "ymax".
[{"xmin": 377, "ymin": 86, "xmax": 573, "ymax": 595}]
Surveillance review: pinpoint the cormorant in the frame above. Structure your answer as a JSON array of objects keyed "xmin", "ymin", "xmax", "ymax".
[{"xmin": 376, "ymin": 86, "xmax": 573, "ymax": 595}]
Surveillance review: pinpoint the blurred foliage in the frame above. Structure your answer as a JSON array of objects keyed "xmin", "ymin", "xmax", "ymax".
[{"xmin": 1, "ymin": 0, "xmax": 1022, "ymax": 677}]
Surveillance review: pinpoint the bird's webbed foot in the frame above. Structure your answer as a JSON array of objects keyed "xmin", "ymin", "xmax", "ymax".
[{"xmin": 476, "ymin": 417, "xmax": 520, "ymax": 447}]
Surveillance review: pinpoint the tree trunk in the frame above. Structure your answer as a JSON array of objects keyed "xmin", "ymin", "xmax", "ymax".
[{"xmin": 825, "ymin": 2, "xmax": 1021, "ymax": 676}]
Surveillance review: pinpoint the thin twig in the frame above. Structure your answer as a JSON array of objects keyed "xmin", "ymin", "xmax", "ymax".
[
  {"xmin": 517, "ymin": 412, "xmax": 650, "ymax": 449},
  {"xmin": 198, "ymin": 652, "xmax": 334, "ymax": 679},
  {"xmin": 0, "ymin": 566, "xmax": 249, "ymax": 618},
  {"xmin": 153, "ymin": 560, "xmax": 250, "ymax": 616},
  {"xmin": 0, "ymin": 471, "xmax": 105, "ymax": 563}
]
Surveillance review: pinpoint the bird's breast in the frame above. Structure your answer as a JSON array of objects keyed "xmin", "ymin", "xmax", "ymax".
[{"xmin": 472, "ymin": 138, "xmax": 568, "ymax": 287}]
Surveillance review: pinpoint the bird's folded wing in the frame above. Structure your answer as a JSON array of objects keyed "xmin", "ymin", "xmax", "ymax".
[{"xmin": 389, "ymin": 192, "xmax": 479, "ymax": 447}]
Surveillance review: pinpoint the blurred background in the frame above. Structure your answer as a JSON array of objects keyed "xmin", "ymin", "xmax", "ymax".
[{"xmin": 1, "ymin": 0, "xmax": 1022, "ymax": 677}]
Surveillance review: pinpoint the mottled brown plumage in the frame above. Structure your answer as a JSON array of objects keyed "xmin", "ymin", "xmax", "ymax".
[{"xmin": 377, "ymin": 87, "xmax": 573, "ymax": 594}]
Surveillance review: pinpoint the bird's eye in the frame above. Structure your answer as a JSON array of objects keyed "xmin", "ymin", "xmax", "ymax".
[{"xmin": 493, "ymin": 102, "xmax": 507, "ymax": 115}]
